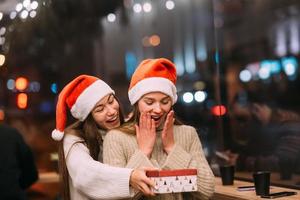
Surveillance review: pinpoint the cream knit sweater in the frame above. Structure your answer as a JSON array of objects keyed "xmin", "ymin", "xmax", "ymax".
[
  {"xmin": 103, "ymin": 125, "xmax": 215, "ymax": 200},
  {"xmin": 63, "ymin": 131, "xmax": 133, "ymax": 200}
]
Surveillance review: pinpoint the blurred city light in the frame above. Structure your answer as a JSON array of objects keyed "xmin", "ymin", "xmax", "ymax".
[
  {"xmin": 149, "ymin": 35, "xmax": 160, "ymax": 46},
  {"xmin": 246, "ymin": 62, "xmax": 260, "ymax": 77},
  {"xmin": 290, "ymin": 20, "xmax": 299, "ymax": 54},
  {"xmin": 29, "ymin": 11, "xmax": 37, "ymax": 18},
  {"xmin": 0, "ymin": 12, "xmax": 3, "ymax": 21},
  {"xmin": 275, "ymin": 27, "xmax": 287, "ymax": 57},
  {"xmin": 260, "ymin": 60, "xmax": 281, "ymax": 74},
  {"xmin": 284, "ymin": 64, "xmax": 296, "ymax": 76},
  {"xmin": 0, "ymin": 37, "xmax": 5, "ymax": 45},
  {"xmin": 143, "ymin": 2, "xmax": 152, "ymax": 13},
  {"xmin": 13, "ymin": 0, "xmax": 39, "ymax": 20},
  {"xmin": 17, "ymin": 93, "xmax": 28, "ymax": 109},
  {"xmin": 107, "ymin": 13, "xmax": 116, "ymax": 22},
  {"xmin": 10, "ymin": 11, "xmax": 17, "ymax": 19},
  {"xmin": 282, "ymin": 57, "xmax": 298, "ymax": 76},
  {"xmin": 166, "ymin": 0, "xmax": 175, "ymax": 10},
  {"xmin": 16, "ymin": 3, "xmax": 23, "ymax": 12},
  {"xmin": 142, "ymin": 36, "xmax": 151, "ymax": 47},
  {"xmin": 239, "ymin": 69, "xmax": 252, "ymax": 82},
  {"xmin": 184, "ymin": 33, "xmax": 196, "ymax": 74},
  {"xmin": 31, "ymin": 1, "xmax": 39, "ymax": 10},
  {"xmin": 7, "ymin": 79, "xmax": 15, "ymax": 90},
  {"xmin": 125, "ymin": 52, "xmax": 137, "ymax": 79},
  {"xmin": 0, "ymin": 27, "xmax": 6, "ymax": 35},
  {"xmin": 271, "ymin": 61, "xmax": 281, "ymax": 74},
  {"xmin": 183, "ymin": 92, "xmax": 193, "ymax": 103},
  {"xmin": 214, "ymin": 52, "xmax": 220, "ymax": 64},
  {"xmin": 194, "ymin": 91, "xmax": 206, "ymax": 103},
  {"xmin": 174, "ymin": 55, "xmax": 184, "ymax": 76},
  {"xmin": 51, "ymin": 83, "xmax": 58, "ymax": 94},
  {"xmin": 23, "ymin": 0, "xmax": 30, "ymax": 8},
  {"xmin": 20, "ymin": 10, "xmax": 29, "ymax": 19},
  {"xmin": 15, "ymin": 77, "xmax": 29, "ymax": 91},
  {"xmin": 196, "ymin": 41, "xmax": 207, "ymax": 62},
  {"xmin": 193, "ymin": 81, "xmax": 206, "ymax": 90},
  {"xmin": 211, "ymin": 105, "xmax": 226, "ymax": 116},
  {"xmin": 0, "ymin": 54, "xmax": 5, "ymax": 66},
  {"xmin": 0, "ymin": 109, "xmax": 4, "ymax": 121},
  {"xmin": 258, "ymin": 67, "xmax": 270, "ymax": 79},
  {"xmin": 133, "ymin": 3, "xmax": 142, "ymax": 13},
  {"xmin": 29, "ymin": 81, "xmax": 40, "ymax": 92}
]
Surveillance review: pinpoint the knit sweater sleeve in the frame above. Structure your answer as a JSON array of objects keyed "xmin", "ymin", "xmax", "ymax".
[
  {"xmin": 64, "ymin": 136, "xmax": 132, "ymax": 199},
  {"xmin": 162, "ymin": 126, "xmax": 215, "ymax": 200}
]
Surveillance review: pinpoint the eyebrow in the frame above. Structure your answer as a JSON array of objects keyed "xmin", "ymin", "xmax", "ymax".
[
  {"xmin": 143, "ymin": 97, "xmax": 154, "ymax": 101},
  {"xmin": 143, "ymin": 96, "xmax": 170, "ymax": 101},
  {"xmin": 161, "ymin": 96, "xmax": 171, "ymax": 100}
]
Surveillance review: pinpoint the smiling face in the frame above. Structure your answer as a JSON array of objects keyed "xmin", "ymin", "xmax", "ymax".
[
  {"xmin": 137, "ymin": 92, "xmax": 172, "ymax": 129},
  {"xmin": 91, "ymin": 94, "xmax": 120, "ymax": 130}
]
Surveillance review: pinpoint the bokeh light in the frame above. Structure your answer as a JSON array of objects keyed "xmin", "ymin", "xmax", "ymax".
[
  {"xmin": 211, "ymin": 105, "xmax": 227, "ymax": 116},
  {"xmin": 15, "ymin": 77, "xmax": 29, "ymax": 91},
  {"xmin": 183, "ymin": 92, "xmax": 193, "ymax": 103}
]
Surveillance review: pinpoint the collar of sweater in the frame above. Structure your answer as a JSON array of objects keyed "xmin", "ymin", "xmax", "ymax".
[{"xmin": 98, "ymin": 129, "xmax": 107, "ymax": 140}]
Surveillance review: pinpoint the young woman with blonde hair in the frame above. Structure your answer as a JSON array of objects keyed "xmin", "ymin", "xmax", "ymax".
[{"xmin": 103, "ymin": 59, "xmax": 215, "ymax": 200}]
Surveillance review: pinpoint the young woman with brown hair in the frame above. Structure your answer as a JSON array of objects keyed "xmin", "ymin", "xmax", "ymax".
[{"xmin": 52, "ymin": 75, "xmax": 155, "ymax": 200}]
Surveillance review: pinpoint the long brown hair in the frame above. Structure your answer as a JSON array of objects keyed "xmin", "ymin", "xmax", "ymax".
[
  {"xmin": 118, "ymin": 104, "xmax": 182, "ymax": 135},
  {"xmin": 58, "ymin": 96, "xmax": 125, "ymax": 200}
]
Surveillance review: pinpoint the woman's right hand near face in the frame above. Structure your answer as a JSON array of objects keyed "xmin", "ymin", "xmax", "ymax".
[
  {"xmin": 129, "ymin": 168, "xmax": 156, "ymax": 196},
  {"xmin": 135, "ymin": 112, "xmax": 156, "ymax": 158}
]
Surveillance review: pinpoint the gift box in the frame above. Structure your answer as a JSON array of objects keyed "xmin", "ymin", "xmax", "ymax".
[{"xmin": 146, "ymin": 169, "xmax": 197, "ymax": 194}]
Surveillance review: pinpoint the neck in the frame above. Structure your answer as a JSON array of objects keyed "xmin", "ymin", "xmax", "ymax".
[
  {"xmin": 156, "ymin": 122, "xmax": 164, "ymax": 132},
  {"xmin": 156, "ymin": 128, "xmax": 163, "ymax": 132}
]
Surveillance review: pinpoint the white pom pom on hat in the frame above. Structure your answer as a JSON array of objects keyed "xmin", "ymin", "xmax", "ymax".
[
  {"xmin": 52, "ymin": 129, "xmax": 64, "ymax": 141},
  {"xmin": 52, "ymin": 75, "xmax": 114, "ymax": 141}
]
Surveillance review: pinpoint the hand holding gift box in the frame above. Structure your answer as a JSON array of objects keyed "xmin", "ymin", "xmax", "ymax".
[{"xmin": 146, "ymin": 169, "xmax": 197, "ymax": 194}]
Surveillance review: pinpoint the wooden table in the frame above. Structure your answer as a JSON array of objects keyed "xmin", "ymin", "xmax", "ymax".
[
  {"xmin": 213, "ymin": 177, "xmax": 300, "ymax": 200},
  {"xmin": 235, "ymin": 171, "xmax": 300, "ymax": 190},
  {"xmin": 38, "ymin": 171, "xmax": 59, "ymax": 183},
  {"xmin": 35, "ymin": 172, "xmax": 300, "ymax": 199}
]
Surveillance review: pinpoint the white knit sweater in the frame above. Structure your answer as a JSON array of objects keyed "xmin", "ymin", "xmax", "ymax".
[
  {"xmin": 103, "ymin": 125, "xmax": 215, "ymax": 200},
  {"xmin": 63, "ymin": 133, "xmax": 133, "ymax": 200}
]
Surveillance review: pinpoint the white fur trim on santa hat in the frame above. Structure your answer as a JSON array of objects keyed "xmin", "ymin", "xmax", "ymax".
[
  {"xmin": 128, "ymin": 77, "xmax": 177, "ymax": 105},
  {"xmin": 52, "ymin": 129, "xmax": 64, "ymax": 141},
  {"xmin": 70, "ymin": 80, "xmax": 114, "ymax": 121}
]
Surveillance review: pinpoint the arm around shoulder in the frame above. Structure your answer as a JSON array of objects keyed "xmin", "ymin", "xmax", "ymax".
[{"xmin": 65, "ymin": 136, "xmax": 133, "ymax": 199}]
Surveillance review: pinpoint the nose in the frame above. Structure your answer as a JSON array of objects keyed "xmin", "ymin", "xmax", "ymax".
[
  {"xmin": 106, "ymin": 105, "xmax": 117, "ymax": 116},
  {"xmin": 153, "ymin": 102, "xmax": 162, "ymax": 114}
]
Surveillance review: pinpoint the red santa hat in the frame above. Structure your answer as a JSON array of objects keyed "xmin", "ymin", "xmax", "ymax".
[
  {"xmin": 128, "ymin": 58, "xmax": 177, "ymax": 105},
  {"xmin": 52, "ymin": 75, "xmax": 114, "ymax": 141}
]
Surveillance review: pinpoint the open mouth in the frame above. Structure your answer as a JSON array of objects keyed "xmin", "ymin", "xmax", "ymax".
[
  {"xmin": 151, "ymin": 115, "xmax": 162, "ymax": 123},
  {"xmin": 106, "ymin": 115, "xmax": 118, "ymax": 123}
]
